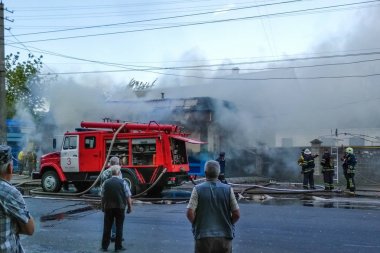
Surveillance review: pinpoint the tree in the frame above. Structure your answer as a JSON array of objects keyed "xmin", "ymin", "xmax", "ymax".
[{"xmin": 5, "ymin": 52, "xmax": 48, "ymax": 120}]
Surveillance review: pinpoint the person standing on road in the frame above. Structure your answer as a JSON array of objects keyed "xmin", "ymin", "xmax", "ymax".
[
  {"xmin": 298, "ymin": 148, "xmax": 318, "ymax": 189},
  {"xmin": 101, "ymin": 156, "xmax": 123, "ymax": 241},
  {"xmin": 216, "ymin": 152, "xmax": 228, "ymax": 184},
  {"xmin": 26, "ymin": 150, "xmax": 37, "ymax": 177},
  {"xmin": 186, "ymin": 160, "xmax": 240, "ymax": 253},
  {"xmin": 341, "ymin": 147, "xmax": 357, "ymax": 193},
  {"xmin": 101, "ymin": 165, "xmax": 132, "ymax": 252},
  {"xmin": 0, "ymin": 145, "xmax": 35, "ymax": 252},
  {"xmin": 320, "ymin": 149, "xmax": 335, "ymax": 191}
]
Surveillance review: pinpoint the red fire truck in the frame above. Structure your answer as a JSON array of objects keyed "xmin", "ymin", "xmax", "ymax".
[{"xmin": 34, "ymin": 121, "xmax": 204, "ymax": 195}]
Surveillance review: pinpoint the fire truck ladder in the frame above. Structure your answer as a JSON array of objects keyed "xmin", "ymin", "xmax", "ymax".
[{"xmin": 331, "ymin": 146, "xmax": 339, "ymax": 182}]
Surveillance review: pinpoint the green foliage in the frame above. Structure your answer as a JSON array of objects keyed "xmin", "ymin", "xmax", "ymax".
[{"xmin": 5, "ymin": 52, "xmax": 47, "ymax": 120}]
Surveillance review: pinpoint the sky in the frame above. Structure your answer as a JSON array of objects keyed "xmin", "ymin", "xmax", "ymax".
[
  {"xmin": 4, "ymin": 0, "xmax": 380, "ymax": 148},
  {"xmin": 5, "ymin": 0, "xmax": 367, "ymax": 82}
]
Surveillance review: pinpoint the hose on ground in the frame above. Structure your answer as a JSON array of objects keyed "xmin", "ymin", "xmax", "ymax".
[{"xmin": 228, "ymin": 182, "xmax": 325, "ymax": 195}]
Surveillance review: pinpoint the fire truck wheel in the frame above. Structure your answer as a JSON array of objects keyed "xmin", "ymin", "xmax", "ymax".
[
  {"xmin": 42, "ymin": 171, "xmax": 62, "ymax": 192},
  {"xmin": 123, "ymin": 173, "xmax": 139, "ymax": 195}
]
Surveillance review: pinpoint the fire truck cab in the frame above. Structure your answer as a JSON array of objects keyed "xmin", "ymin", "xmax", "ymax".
[{"xmin": 34, "ymin": 121, "xmax": 204, "ymax": 195}]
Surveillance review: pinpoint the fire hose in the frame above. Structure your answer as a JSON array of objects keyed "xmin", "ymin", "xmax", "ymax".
[{"xmin": 229, "ymin": 182, "xmax": 325, "ymax": 195}]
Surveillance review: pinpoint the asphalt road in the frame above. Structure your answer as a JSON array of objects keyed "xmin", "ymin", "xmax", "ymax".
[{"xmin": 20, "ymin": 196, "xmax": 380, "ymax": 253}]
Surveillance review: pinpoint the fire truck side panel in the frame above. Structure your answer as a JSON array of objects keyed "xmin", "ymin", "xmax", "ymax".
[
  {"xmin": 103, "ymin": 133, "xmax": 162, "ymax": 187},
  {"xmin": 167, "ymin": 136, "xmax": 190, "ymax": 173},
  {"xmin": 130, "ymin": 137, "xmax": 158, "ymax": 167}
]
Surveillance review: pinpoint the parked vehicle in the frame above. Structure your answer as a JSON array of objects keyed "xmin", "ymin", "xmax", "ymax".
[{"xmin": 33, "ymin": 121, "xmax": 204, "ymax": 195}]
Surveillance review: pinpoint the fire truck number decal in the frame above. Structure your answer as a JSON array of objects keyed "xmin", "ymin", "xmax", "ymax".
[{"xmin": 66, "ymin": 158, "xmax": 72, "ymax": 166}]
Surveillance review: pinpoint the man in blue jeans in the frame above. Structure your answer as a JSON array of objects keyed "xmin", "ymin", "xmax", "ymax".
[{"xmin": 186, "ymin": 160, "xmax": 240, "ymax": 253}]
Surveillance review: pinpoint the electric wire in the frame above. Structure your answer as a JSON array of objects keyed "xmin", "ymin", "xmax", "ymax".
[
  {"xmin": 10, "ymin": 0, "xmax": 379, "ymax": 23},
  {"xmin": 7, "ymin": 30, "xmax": 57, "ymax": 75},
  {"xmin": 8, "ymin": 0, "xmax": 306, "ymax": 37},
  {"xmin": 8, "ymin": 43, "xmax": 380, "ymax": 69},
  {"xmin": 13, "ymin": 0, "xmax": 250, "ymax": 12},
  {"xmin": 7, "ymin": 43, "xmax": 380, "ymax": 79},
  {"xmin": 7, "ymin": 0, "xmax": 380, "ymax": 44},
  {"xmin": 35, "ymin": 68, "xmax": 380, "ymax": 81}
]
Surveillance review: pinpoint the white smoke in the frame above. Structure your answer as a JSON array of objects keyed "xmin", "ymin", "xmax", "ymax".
[{"xmin": 12, "ymin": 7, "xmax": 378, "ymax": 178}]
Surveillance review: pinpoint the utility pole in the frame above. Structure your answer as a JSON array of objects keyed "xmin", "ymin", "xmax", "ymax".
[
  {"xmin": 0, "ymin": 2, "xmax": 6, "ymax": 144},
  {"xmin": 0, "ymin": 2, "xmax": 11, "ymax": 144}
]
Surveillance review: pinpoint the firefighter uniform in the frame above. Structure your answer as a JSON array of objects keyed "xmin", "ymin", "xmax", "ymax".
[
  {"xmin": 18, "ymin": 150, "xmax": 25, "ymax": 175},
  {"xmin": 298, "ymin": 149, "xmax": 317, "ymax": 189},
  {"xmin": 25, "ymin": 151, "xmax": 37, "ymax": 176},
  {"xmin": 216, "ymin": 152, "xmax": 227, "ymax": 184},
  {"xmin": 341, "ymin": 147, "xmax": 357, "ymax": 193},
  {"xmin": 320, "ymin": 150, "xmax": 334, "ymax": 191}
]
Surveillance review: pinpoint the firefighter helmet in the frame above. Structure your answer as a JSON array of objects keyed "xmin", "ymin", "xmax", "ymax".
[
  {"xmin": 304, "ymin": 149, "xmax": 311, "ymax": 155},
  {"xmin": 345, "ymin": 147, "xmax": 354, "ymax": 154}
]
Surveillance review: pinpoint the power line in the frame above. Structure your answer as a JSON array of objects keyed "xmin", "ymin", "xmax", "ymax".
[
  {"xmin": 7, "ymin": 30, "xmax": 57, "ymax": 75},
  {"xmin": 12, "ymin": 0, "xmax": 228, "ymax": 11},
  {"xmin": 10, "ymin": 0, "xmax": 278, "ymax": 18},
  {"xmin": 8, "ymin": 0, "xmax": 304, "ymax": 37},
  {"xmin": 8, "ymin": 43, "xmax": 380, "ymax": 73},
  {"xmin": 8, "ymin": 42, "xmax": 380, "ymax": 68},
  {"xmin": 35, "ymin": 65, "xmax": 380, "ymax": 81},
  {"xmin": 8, "ymin": 43, "xmax": 380, "ymax": 80},
  {"xmin": 7, "ymin": 44, "xmax": 141, "ymax": 70},
  {"xmin": 173, "ymin": 58, "xmax": 380, "ymax": 71},
  {"xmin": 7, "ymin": 0, "xmax": 380, "ymax": 44},
  {"xmin": 161, "ymin": 51, "xmax": 380, "ymax": 69},
  {"xmin": 34, "ymin": 69, "xmax": 380, "ymax": 86}
]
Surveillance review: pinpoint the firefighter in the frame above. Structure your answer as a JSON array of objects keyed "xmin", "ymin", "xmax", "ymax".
[
  {"xmin": 18, "ymin": 149, "xmax": 25, "ymax": 175},
  {"xmin": 25, "ymin": 150, "xmax": 37, "ymax": 176},
  {"xmin": 298, "ymin": 149, "xmax": 318, "ymax": 189},
  {"xmin": 320, "ymin": 149, "xmax": 334, "ymax": 191},
  {"xmin": 341, "ymin": 147, "xmax": 357, "ymax": 193},
  {"xmin": 216, "ymin": 152, "xmax": 227, "ymax": 184}
]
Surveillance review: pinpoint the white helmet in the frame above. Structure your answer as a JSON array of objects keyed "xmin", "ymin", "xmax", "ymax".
[
  {"xmin": 304, "ymin": 149, "xmax": 311, "ymax": 155},
  {"xmin": 345, "ymin": 147, "xmax": 354, "ymax": 154}
]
